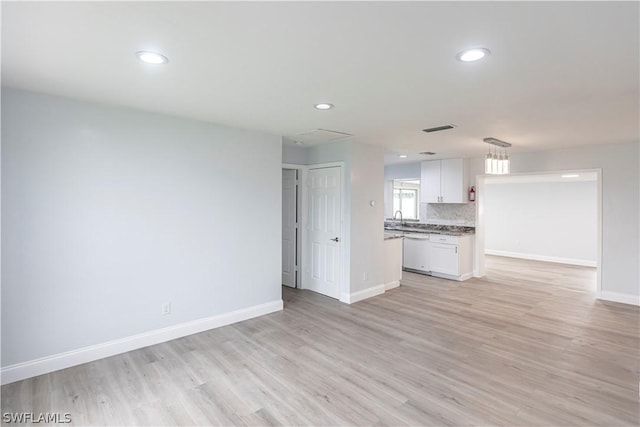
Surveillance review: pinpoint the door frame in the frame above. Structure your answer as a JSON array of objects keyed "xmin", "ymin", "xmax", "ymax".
[
  {"xmin": 282, "ymin": 167, "xmax": 300, "ymax": 288},
  {"xmin": 283, "ymin": 162, "xmax": 347, "ymax": 300},
  {"xmin": 474, "ymin": 168, "xmax": 602, "ymax": 294},
  {"xmin": 283, "ymin": 163, "xmax": 304, "ymax": 289}
]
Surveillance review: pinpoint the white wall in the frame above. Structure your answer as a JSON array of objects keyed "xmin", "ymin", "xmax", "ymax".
[
  {"xmin": 472, "ymin": 142, "xmax": 639, "ymax": 301},
  {"xmin": 282, "ymin": 144, "xmax": 307, "ymax": 165},
  {"xmin": 349, "ymin": 142, "xmax": 384, "ymax": 293},
  {"xmin": 384, "ymin": 162, "xmax": 421, "ymax": 181},
  {"xmin": 485, "ymin": 180, "xmax": 597, "ymax": 266},
  {"xmin": 1, "ymin": 89, "xmax": 283, "ymax": 369}
]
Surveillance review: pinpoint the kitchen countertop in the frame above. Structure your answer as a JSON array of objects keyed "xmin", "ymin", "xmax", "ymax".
[
  {"xmin": 384, "ymin": 222, "xmax": 475, "ymax": 236},
  {"xmin": 384, "ymin": 232, "xmax": 404, "ymax": 240}
]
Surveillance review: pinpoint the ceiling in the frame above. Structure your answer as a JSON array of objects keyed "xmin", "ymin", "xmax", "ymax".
[{"xmin": 2, "ymin": 2, "xmax": 638, "ymax": 165}]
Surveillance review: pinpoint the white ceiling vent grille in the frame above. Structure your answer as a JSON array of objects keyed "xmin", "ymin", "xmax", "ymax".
[
  {"xmin": 294, "ymin": 128, "xmax": 353, "ymax": 144},
  {"xmin": 423, "ymin": 124, "xmax": 456, "ymax": 133}
]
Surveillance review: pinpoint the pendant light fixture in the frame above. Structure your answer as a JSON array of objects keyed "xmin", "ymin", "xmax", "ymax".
[
  {"xmin": 491, "ymin": 146, "xmax": 499, "ymax": 174},
  {"xmin": 484, "ymin": 147, "xmax": 493, "ymax": 174},
  {"xmin": 483, "ymin": 137, "xmax": 512, "ymax": 175},
  {"xmin": 502, "ymin": 147, "xmax": 510, "ymax": 174}
]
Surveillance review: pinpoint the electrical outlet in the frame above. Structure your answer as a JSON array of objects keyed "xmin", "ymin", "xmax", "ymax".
[{"xmin": 162, "ymin": 302, "xmax": 171, "ymax": 315}]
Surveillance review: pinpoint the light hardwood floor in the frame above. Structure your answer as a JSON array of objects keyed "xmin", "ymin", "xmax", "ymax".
[{"xmin": 2, "ymin": 256, "xmax": 639, "ymax": 426}]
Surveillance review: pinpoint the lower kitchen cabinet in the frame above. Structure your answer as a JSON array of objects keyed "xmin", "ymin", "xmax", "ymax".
[
  {"xmin": 429, "ymin": 241, "xmax": 458, "ymax": 276},
  {"xmin": 428, "ymin": 234, "xmax": 473, "ymax": 281}
]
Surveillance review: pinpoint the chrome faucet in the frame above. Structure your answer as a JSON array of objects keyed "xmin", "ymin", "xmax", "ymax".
[{"xmin": 393, "ymin": 210, "xmax": 404, "ymax": 226}]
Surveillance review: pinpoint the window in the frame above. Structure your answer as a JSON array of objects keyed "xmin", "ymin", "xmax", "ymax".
[{"xmin": 392, "ymin": 179, "xmax": 419, "ymax": 220}]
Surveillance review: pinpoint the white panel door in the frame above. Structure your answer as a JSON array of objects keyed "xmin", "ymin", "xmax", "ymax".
[
  {"xmin": 308, "ymin": 167, "xmax": 341, "ymax": 299},
  {"xmin": 282, "ymin": 169, "xmax": 297, "ymax": 287}
]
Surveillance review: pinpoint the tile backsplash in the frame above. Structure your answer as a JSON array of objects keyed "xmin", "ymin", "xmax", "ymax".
[{"xmin": 420, "ymin": 202, "xmax": 476, "ymax": 226}]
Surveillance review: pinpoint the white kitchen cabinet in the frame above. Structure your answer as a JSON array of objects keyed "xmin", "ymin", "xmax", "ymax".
[
  {"xmin": 421, "ymin": 159, "xmax": 468, "ymax": 203},
  {"xmin": 421, "ymin": 161, "xmax": 441, "ymax": 203},
  {"xmin": 428, "ymin": 242, "xmax": 459, "ymax": 275},
  {"xmin": 428, "ymin": 234, "xmax": 474, "ymax": 281}
]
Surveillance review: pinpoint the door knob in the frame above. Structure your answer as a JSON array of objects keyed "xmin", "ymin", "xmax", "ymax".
[{"xmin": 330, "ymin": 237, "xmax": 340, "ymax": 242}]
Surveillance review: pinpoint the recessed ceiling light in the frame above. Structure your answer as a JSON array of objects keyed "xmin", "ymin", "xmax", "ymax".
[
  {"xmin": 561, "ymin": 174, "xmax": 580, "ymax": 178},
  {"xmin": 456, "ymin": 48, "xmax": 490, "ymax": 62},
  {"xmin": 399, "ymin": 155, "xmax": 408, "ymax": 158},
  {"xmin": 314, "ymin": 103, "xmax": 334, "ymax": 110},
  {"xmin": 136, "ymin": 51, "xmax": 169, "ymax": 65}
]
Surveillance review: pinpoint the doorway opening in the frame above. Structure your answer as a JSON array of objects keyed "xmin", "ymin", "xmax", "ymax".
[{"xmin": 475, "ymin": 169, "xmax": 602, "ymax": 294}]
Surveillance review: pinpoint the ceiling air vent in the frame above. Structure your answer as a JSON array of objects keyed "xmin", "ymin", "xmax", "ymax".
[
  {"xmin": 422, "ymin": 124, "xmax": 456, "ymax": 133},
  {"xmin": 293, "ymin": 128, "xmax": 353, "ymax": 144},
  {"xmin": 420, "ymin": 151, "xmax": 437, "ymax": 155}
]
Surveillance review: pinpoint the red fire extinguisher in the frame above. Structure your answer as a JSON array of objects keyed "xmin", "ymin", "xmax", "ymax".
[{"xmin": 469, "ymin": 186, "xmax": 476, "ymax": 202}]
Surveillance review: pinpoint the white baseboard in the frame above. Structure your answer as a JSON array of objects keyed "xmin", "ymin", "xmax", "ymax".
[
  {"xmin": 597, "ymin": 291, "xmax": 640, "ymax": 306},
  {"xmin": 485, "ymin": 249, "xmax": 597, "ymax": 267},
  {"xmin": 430, "ymin": 271, "xmax": 473, "ymax": 282},
  {"xmin": 384, "ymin": 280, "xmax": 400, "ymax": 291},
  {"xmin": 341, "ymin": 284, "xmax": 385, "ymax": 304},
  {"xmin": 1, "ymin": 300, "xmax": 283, "ymax": 385},
  {"xmin": 458, "ymin": 272, "xmax": 473, "ymax": 281}
]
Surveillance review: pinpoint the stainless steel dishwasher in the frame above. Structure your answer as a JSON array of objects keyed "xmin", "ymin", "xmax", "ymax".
[{"xmin": 402, "ymin": 233, "xmax": 430, "ymax": 274}]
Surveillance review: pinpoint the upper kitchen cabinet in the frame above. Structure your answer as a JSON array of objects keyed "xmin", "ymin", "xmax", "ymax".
[{"xmin": 421, "ymin": 159, "xmax": 469, "ymax": 203}]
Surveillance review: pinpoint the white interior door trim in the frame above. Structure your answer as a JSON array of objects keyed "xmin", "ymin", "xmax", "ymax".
[
  {"xmin": 282, "ymin": 168, "xmax": 297, "ymax": 288},
  {"xmin": 282, "ymin": 163, "xmax": 305, "ymax": 291}
]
